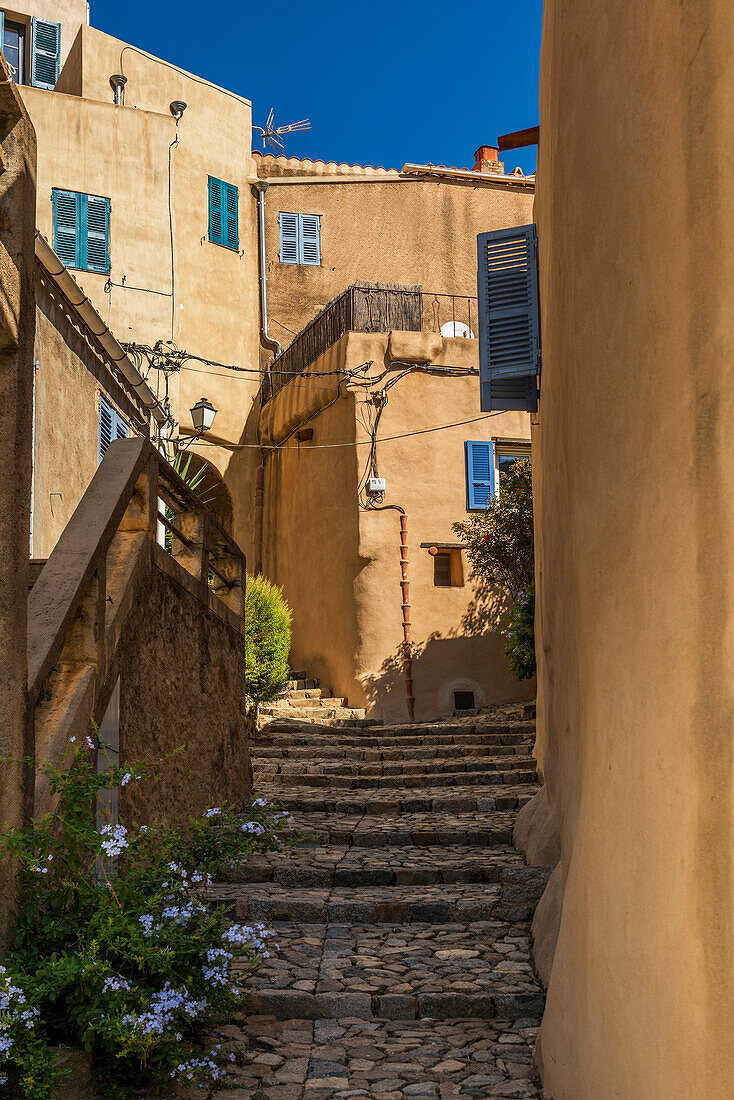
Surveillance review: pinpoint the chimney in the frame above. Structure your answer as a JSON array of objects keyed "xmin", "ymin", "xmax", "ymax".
[{"xmin": 473, "ymin": 145, "xmax": 504, "ymax": 174}]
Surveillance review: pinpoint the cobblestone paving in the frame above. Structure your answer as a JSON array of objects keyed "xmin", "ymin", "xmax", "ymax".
[{"xmin": 208, "ymin": 707, "xmax": 548, "ymax": 1098}]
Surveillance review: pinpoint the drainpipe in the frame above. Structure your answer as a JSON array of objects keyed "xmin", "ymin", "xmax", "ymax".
[
  {"xmin": 253, "ymin": 181, "xmax": 282, "ymax": 360},
  {"xmin": 369, "ymin": 504, "xmax": 415, "ymax": 721},
  {"xmin": 253, "ymin": 463, "xmax": 265, "ymax": 576}
]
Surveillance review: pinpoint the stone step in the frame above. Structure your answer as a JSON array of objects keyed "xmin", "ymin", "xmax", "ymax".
[
  {"xmin": 273, "ymin": 782, "xmax": 537, "ymax": 816},
  {"xmin": 261, "ymin": 704, "xmax": 366, "ymax": 718},
  {"xmin": 282, "ymin": 810, "xmax": 518, "ymax": 848},
  {"xmin": 284, "ymin": 677, "xmax": 320, "ymax": 692},
  {"xmin": 255, "ymin": 731, "xmax": 532, "ymax": 751},
  {"xmin": 289, "ymin": 669, "xmax": 308, "ymax": 681},
  {"xmin": 215, "ymin": 875, "xmax": 549, "ymax": 926},
  {"xmin": 254, "ymin": 761, "xmax": 537, "ymax": 789},
  {"xmin": 234, "ymin": 1015, "xmax": 542, "ymax": 1097},
  {"xmin": 224, "ymin": 845, "xmax": 545, "ymax": 890},
  {"xmin": 259, "ymin": 718, "xmax": 534, "ymax": 741},
  {"xmin": 282, "ymin": 688, "xmax": 324, "ymax": 701},
  {"xmin": 251, "ymin": 741, "xmax": 532, "ymax": 762}
]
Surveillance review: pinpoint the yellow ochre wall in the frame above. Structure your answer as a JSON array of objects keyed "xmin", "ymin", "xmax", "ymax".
[
  {"xmin": 262, "ymin": 331, "xmax": 533, "ymax": 721},
  {"xmin": 255, "ymin": 152, "xmax": 534, "ymax": 347},
  {"xmin": 534, "ymin": 1, "xmax": 734, "ymax": 1097},
  {"xmin": 13, "ymin": 16, "xmax": 262, "ymax": 558}
]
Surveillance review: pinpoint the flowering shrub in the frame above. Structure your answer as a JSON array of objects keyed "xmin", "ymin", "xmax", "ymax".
[
  {"xmin": 504, "ymin": 584, "xmax": 536, "ymax": 680},
  {"xmin": 0, "ymin": 740, "xmax": 289, "ymax": 1098},
  {"xmin": 453, "ymin": 458, "xmax": 535, "ymax": 681}
]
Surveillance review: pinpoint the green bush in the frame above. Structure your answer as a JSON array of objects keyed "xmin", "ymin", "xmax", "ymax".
[
  {"xmin": 453, "ymin": 458, "xmax": 535, "ymax": 682},
  {"xmin": 245, "ymin": 575, "xmax": 292, "ymax": 704},
  {"xmin": 0, "ymin": 739, "xmax": 292, "ymax": 1098}
]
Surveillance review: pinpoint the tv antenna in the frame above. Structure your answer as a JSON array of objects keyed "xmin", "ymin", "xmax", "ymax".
[{"xmin": 253, "ymin": 108, "xmax": 311, "ymax": 152}]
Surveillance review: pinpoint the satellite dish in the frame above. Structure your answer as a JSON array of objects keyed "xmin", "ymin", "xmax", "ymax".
[{"xmin": 441, "ymin": 321, "xmax": 474, "ymax": 339}]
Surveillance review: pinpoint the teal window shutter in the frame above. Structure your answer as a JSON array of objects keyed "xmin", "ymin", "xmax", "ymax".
[
  {"xmin": 53, "ymin": 189, "xmax": 79, "ymax": 267},
  {"xmin": 465, "ymin": 440, "xmax": 495, "ymax": 510},
  {"xmin": 31, "ymin": 17, "xmax": 61, "ymax": 89},
  {"xmin": 99, "ymin": 396, "xmax": 128, "ymax": 464},
  {"xmin": 477, "ymin": 224, "xmax": 540, "ymax": 412},
  {"xmin": 209, "ymin": 176, "xmax": 223, "ymax": 244},
  {"xmin": 84, "ymin": 195, "xmax": 110, "ymax": 273},
  {"xmin": 0, "ymin": 14, "xmax": 5, "ymax": 55},
  {"xmin": 224, "ymin": 182, "xmax": 238, "ymax": 249},
  {"xmin": 279, "ymin": 212, "xmax": 298, "ymax": 263},
  {"xmin": 299, "ymin": 213, "xmax": 321, "ymax": 265}
]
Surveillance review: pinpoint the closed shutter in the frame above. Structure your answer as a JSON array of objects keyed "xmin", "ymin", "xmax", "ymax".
[
  {"xmin": 53, "ymin": 189, "xmax": 79, "ymax": 267},
  {"xmin": 279, "ymin": 212, "xmax": 299, "ymax": 264},
  {"xmin": 209, "ymin": 176, "xmax": 223, "ymax": 244},
  {"xmin": 225, "ymin": 182, "xmax": 238, "ymax": 249},
  {"xmin": 31, "ymin": 17, "xmax": 61, "ymax": 89},
  {"xmin": 99, "ymin": 396, "xmax": 128, "ymax": 464},
  {"xmin": 300, "ymin": 213, "xmax": 321, "ymax": 265},
  {"xmin": 85, "ymin": 195, "xmax": 110, "ymax": 273},
  {"xmin": 477, "ymin": 224, "xmax": 540, "ymax": 412},
  {"xmin": 465, "ymin": 440, "xmax": 495, "ymax": 510}
]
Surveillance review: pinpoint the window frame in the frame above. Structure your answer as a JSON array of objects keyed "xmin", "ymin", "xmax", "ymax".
[
  {"xmin": 432, "ymin": 548, "xmax": 465, "ymax": 588},
  {"xmin": 495, "ymin": 442, "xmax": 532, "ymax": 488},
  {"xmin": 1, "ymin": 17, "xmax": 27, "ymax": 85}
]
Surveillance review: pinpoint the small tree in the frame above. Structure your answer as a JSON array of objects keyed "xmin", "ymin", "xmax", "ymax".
[
  {"xmin": 453, "ymin": 458, "xmax": 535, "ymax": 680},
  {"xmin": 245, "ymin": 575, "xmax": 292, "ymax": 704}
]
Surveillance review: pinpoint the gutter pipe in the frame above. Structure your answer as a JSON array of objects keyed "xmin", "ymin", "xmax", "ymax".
[
  {"xmin": 34, "ymin": 232, "xmax": 168, "ymax": 427},
  {"xmin": 253, "ymin": 181, "xmax": 282, "ymax": 359}
]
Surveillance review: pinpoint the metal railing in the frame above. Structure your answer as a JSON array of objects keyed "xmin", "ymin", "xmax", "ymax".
[{"xmin": 261, "ymin": 282, "xmax": 478, "ymax": 404}]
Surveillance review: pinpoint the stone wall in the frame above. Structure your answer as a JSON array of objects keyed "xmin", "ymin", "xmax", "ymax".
[{"xmin": 117, "ymin": 557, "xmax": 252, "ymax": 826}]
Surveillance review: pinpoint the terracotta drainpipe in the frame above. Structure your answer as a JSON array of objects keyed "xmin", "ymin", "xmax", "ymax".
[
  {"xmin": 399, "ymin": 512, "xmax": 415, "ymax": 721},
  {"xmin": 253, "ymin": 463, "xmax": 265, "ymax": 576}
]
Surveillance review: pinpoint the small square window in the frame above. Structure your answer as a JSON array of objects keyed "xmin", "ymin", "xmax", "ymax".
[{"xmin": 432, "ymin": 548, "xmax": 464, "ymax": 588}]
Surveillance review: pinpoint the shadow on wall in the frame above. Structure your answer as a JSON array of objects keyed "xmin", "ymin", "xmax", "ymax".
[{"xmin": 459, "ymin": 575, "xmax": 509, "ymax": 637}]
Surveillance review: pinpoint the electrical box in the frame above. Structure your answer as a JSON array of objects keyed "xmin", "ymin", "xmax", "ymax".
[{"xmin": 367, "ymin": 477, "xmax": 386, "ymax": 494}]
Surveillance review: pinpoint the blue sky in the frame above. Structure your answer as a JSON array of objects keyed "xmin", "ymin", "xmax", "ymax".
[{"xmin": 89, "ymin": 0, "xmax": 542, "ymax": 175}]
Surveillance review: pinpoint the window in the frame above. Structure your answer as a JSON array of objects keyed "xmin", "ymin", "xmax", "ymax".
[
  {"xmin": 497, "ymin": 443, "xmax": 531, "ymax": 485},
  {"xmin": 208, "ymin": 176, "xmax": 238, "ymax": 250},
  {"xmin": 1, "ymin": 17, "xmax": 26, "ymax": 84},
  {"xmin": 52, "ymin": 190, "xmax": 111, "ymax": 274},
  {"xmin": 432, "ymin": 548, "xmax": 464, "ymax": 588},
  {"xmin": 454, "ymin": 690, "xmax": 475, "ymax": 711},
  {"xmin": 99, "ymin": 396, "xmax": 128, "ymax": 464},
  {"xmin": 465, "ymin": 440, "xmax": 495, "ymax": 510},
  {"xmin": 279, "ymin": 212, "xmax": 321, "ymax": 266},
  {"xmin": 30, "ymin": 16, "xmax": 60, "ymax": 89}
]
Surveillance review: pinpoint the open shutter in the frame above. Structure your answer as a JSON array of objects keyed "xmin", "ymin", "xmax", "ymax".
[
  {"xmin": 31, "ymin": 17, "xmax": 61, "ymax": 89},
  {"xmin": 477, "ymin": 224, "xmax": 540, "ymax": 412},
  {"xmin": 0, "ymin": 15, "xmax": 5, "ymax": 58},
  {"xmin": 224, "ymin": 182, "xmax": 238, "ymax": 249},
  {"xmin": 53, "ymin": 189, "xmax": 79, "ymax": 267},
  {"xmin": 208, "ymin": 176, "xmax": 223, "ymax": 245},
  {"xmin": 300, "ymin": 214, "xmax": 321, "ymax": 265},
  {"xmin": 115, "ymin": 414, "xmax": 129, "ymax": 440},
  {"xmin": 99, "ymin": 397, "xmax": 114, "ymax": 464},
  {"xmin": 84, "ymin": 195, "xmax": 110, "ymax": 273},
  {"xmin": 465, "ymin": 440, "xmax": 495, "ymax": 510},
  {"xmin": 279, "ymin": 212, "xmax": 298, "ymax": 264}
]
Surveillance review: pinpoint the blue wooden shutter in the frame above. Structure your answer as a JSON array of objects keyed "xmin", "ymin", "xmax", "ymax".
[
  {"xmin": 0, "ymin": 14, "xmax": 5, "ymax": 57},
  {"xmin": 224, "ymin": 182, "xmax": 238, "ymax": 249},
  {"xmin": 31, "ymin": 17, "xmax": 61, "ymax": 89},
  {"xmin": 279, "ymin": 212, "xmax": 298, "ymax": 264},
  {"xmin": 209, "ymin": 176, "xmax": 223, "ymax": 245},
  {"xmin": 99, "ymin": 396, "xmax": 128, "ymax": 464},
  {"xmin": 53, "ymin": 189, "xmax": 79, "ymax": 267},
  {"xmin": 84, "ymin": 195, "xmax": 110, "ymax": 273},
  {"xmin": 299, "ymin": 213, "xmax": 321, "ymax": 265},
  {"xmin": 477, "ymin": 224, "xmax": 540, "ymax": 412},
  {"xmin": 465, "ymin": 440, "xmax": 495, "ymax": 510}
]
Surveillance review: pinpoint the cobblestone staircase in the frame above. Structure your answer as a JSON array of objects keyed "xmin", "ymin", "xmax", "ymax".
[
  {"xmin": 215, "ymin": 707, "xmax": 549, "ymax": 1098},
  {"xmin": 258, "ymin": 670, "xmax": 382, "ymax": 728}
]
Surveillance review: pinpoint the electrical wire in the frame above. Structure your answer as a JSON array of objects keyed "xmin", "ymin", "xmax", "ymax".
[{"xmin": 119, "ymin": 45, "xmax": 250, "ymax": 109}]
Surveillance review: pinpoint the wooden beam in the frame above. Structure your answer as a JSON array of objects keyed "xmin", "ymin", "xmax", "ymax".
[{"xmin": 498, "ymin": 126, "xmax": 540, "ymax": 151}]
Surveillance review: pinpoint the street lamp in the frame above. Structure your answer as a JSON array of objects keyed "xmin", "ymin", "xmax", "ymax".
[{"xmin": 190, "ymin": 397, "xmax": 217, "ymax": 435}]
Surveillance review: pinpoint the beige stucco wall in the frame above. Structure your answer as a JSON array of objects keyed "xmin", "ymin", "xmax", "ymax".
[
  {"xmin": 262, "ymin": 331, "xmax": 533, "ymax": 721},
  {"xmin": 14, "ymin": 17, "xmax": 262, "ymax": 558},
  {"xmin": 534, "ymin": 1, "xmax": 734, "ymax": 1097},
  {"xmin": 32, "ymin": 267, "xmax": 149, "ymax": 558},
  {"xmin": 255, "ymin": 153, "xmax": 534, "ymax": 347}
]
